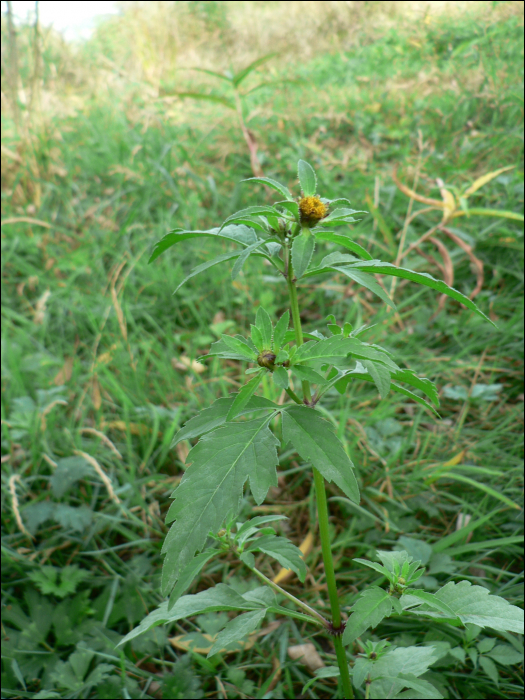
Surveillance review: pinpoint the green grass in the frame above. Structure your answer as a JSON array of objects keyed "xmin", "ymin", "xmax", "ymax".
[{"xmin": 1, "ymin": 4, "xmax": 524, "ymax": 698}]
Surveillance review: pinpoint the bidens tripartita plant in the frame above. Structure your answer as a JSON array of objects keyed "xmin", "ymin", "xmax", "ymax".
[{"xmin": 119, "ymin": 161, "xmax": 523, "ymax": 699}]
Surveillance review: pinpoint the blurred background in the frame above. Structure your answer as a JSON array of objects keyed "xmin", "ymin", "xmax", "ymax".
[{"xmin": 1, "ymin": 2, "xmax": 524, "ymax": 698}]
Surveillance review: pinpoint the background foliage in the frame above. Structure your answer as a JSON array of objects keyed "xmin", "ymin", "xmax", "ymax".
[{"xmin": 1, "ymin": 1, "xmax": 523, "ymax": 698}]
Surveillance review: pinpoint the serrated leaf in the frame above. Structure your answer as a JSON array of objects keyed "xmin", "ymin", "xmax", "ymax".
[
  {"xmin": 353, "ymin": 557, "xmax": 392, "ymax": 581},
  {"xmin": 391, "ymin": 369, "xmax": 439, "ymax": 406},
  {"xmin": 479, "ymin": 656, "xmax": 499, "ymax": 684},
  {"xmin": 227, "ymin": 374, "xmax": 263, "ymax": 421},
  {"xmin": 275, "ymin": 200, "xmax": 300, "ymax": 218},
  {"xmin": 313, "ymin": 230, "xmax": 373, "ymax": 260},
  {"xmin": 273, "ymin": 311, "xmax": 289, "ymax": 353},
  {"xmin": 294, "ymin": 336, "xmax": 398, "ymax": 370},
  {"xmin": 50, "ymin": 456, "xmax": 92, "ymax": 498},
  {"xmin": 362, "ymin": 360, "xmax": 391, "ymax": 399},
  {"xmin": 220, "ymin": 206, "xmax": 280, "ymax": 230},
  {"xmin": 292, "ymin": 365, "xmax": 329, "ymax": 385},
  {"xmin": 272, "ymin": 366, "xmax": 289, "ymax": 389},
  {"xmin": 53, "ymin": 504, "xmax": 93, "ymax": 532},
  {"xmin": 149, "ymin": 225, "xmax": 258, "ymax": 264},
  {"xmin": 297, "ymin": 160, "xmax": 317, "ymax": 196},
  {"xmin": 242, "ymin": 177, "xmax": 293, "ymax": 201},
  {"xmin": 256, "ymin": 307, "xmax": 273, "ymax": 348},
  {"xmin": 231, "ymin": 239, "xmax": 268, "ymax": 280},
  {"xmin": 215, "ymin": 334, "xmax": 259, "ymax": 361},
  {"xmin": 407, "ymin": 580, "xmax": 524, "ymax": 633},
  {"xmin": 208, "ymin": 608, "xmax": 267, "ymax": 657},
  {"xmin": 292, "ymin": 229, "xmax": 315, "ymax": 279},
  {"xmin": 487, "ymin": 644, "xmax": 524, "ymax": 665},
  {"xmin": 168, "ymin": 549, "xmax": 219, "ymax": 611},
  {"xmin": 344, "ymin": 260, "xmax": 496, "ymax": 327},
  {"xmin": 282, "ymin": 406, "xmax": 359, "ymax": 502},
  {"xmin": 250, "ymin": 324, "xmax": 263, "ymax": 350},
  {"xmin": 161, "ymin": 417, "xmax": 280, "ymax": 595},
  {"xmin": 342, "ymin": 587, "xmax": 393, "ymax": 645},
  {"xmin": 247, "ymin": 534, "xmax": 307, "ymax": 582},
  {"xmin": 235, "ymin": 515, "xmax": 288, "ymax": 545},
  {"xmin": 333, "ymin": 267, "xmax": 396, "ymax": 309},
  {"xmin": 174, "ymin": 252, "xmax": 242, "ymax": 294},
  {"xmin": 172, "ymin": 395, "xmax": 278, "ymax": 446},
  {"xmin": 118, "ymin": 584, "xmax": 263, "ymax": 646},
  {"xmin": 402, "ymin": 589, "xmax": 460, "ymax": 620},
  {"xmin": 371, "ymin": 673, "xmax": 443, "ymax": 699}
]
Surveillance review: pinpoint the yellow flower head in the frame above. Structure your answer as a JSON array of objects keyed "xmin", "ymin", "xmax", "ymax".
[{"xmin": 299, "ymin": 195, "xmax": 328, "ymax": 226}]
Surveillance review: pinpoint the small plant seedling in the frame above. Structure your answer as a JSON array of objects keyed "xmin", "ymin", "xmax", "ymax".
[{"xmin": 120, "ymin": 161, "xmax": 523, "ymax": 699}]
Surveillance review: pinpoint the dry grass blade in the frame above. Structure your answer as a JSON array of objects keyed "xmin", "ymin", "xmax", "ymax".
[
  {"xmin": 8, "ymin": 474, "xmax": 34, "ymax": 541},
  {"xmin": 74, "ymin": 450, "xmax": 121, "ymax": 505},
  {"xmin": 440, "ymin": 225, "xmax": 484, "ymax": 300}
]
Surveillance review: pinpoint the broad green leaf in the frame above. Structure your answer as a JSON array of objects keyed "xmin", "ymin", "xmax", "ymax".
[
  {"xmin": 176, "ymin": 91, "xmax": 235, "ymax": 109},
  {"xmin": 174, "ymin": 252, "xmax": 241, "ymax": 294},
  {"xmin": 297, "ymin": 160, "xmax": 317, "ymax": 196},
  {"xmin": 150, "ymin": 224, "xmax": 257, "ymax": 263},
  {"xmin": 345, "ymin": 261, "xmax": 496, "ymax": 327},
  {"xmin": 275, "ymin": 200, "xmax": 300, "ymax": 218},
  {"xmin": 208, "ymin": 608, "xmax": 267, "ymax": 657},
  {"xmin": 371, "ymin": 674, "xmax": 443, "ymax": 699},
  {"xmin": 294, "ymin": 336, "xmax": 398, "ymax": 370},
  {"xmin": 352, "ymin": 658, "xmax": 374, "ymax": 688},
  {"xmin": 352, "ymin": 557, "xmax": 391, "ymax": 581},
  {"xmin": 342, "ymin": 587, "xmax": 393, "ymax": 645},
  {"xmin": 256, "ymin": 307, "xmax": 273, "ymax": 348},
  {"xmin": 402, "ymin": 589, "xmax": 460, "ymax": 620},
  {"xmin": 250, "ymin": 324, "xmax": 263, "ymax": 350},
  {"xmin": 242, "ymin": 177, "xmax": 293, "ymax": 201},
  {"xmin": 161, "ymin": 417, "xmax": 279, "ymax": 595},
  {"xmin": 231, "ymin": 239, "xmax": 268, "ymax": 280},
  {"xmin": 272, "ymin": 366, "xmax": 289, "ymax": 389},
  {"xmin": 292, "ymin": 228, "xmax": 315, "ymax": 279},
  {"xmin": 235, "ymin": 515, "xmax": 288, "ymax": 545},
  {"xmin": 320, "ymin": 207, "xmax": 365, "ymax": 223},
  {"xmin": 487, "ymin": 644, "xmax": 524, "ymax": 665},
  {"xmin": 403, "ymin": 580, "xmax": 524, "ymax": 633},
  {"xmin": 215, "ymin": 334, "xmax": 258, "ymax": 361},
  {"xmin": 391, "ymin": 369, "xmax": 439, "ymax": 406},
  {"xmin": 172, "ymin": 395, "xmax": 278, "ymax": 446},
  {"xmin": 292, "ymin": 365, "xmax": 329, "ymax": 385},
  {"xmin": 168, "ymin": 549, "xmax": 218, "ymax": 610},
  {"xmin": 247, "ymin": 534, "xmax": 307, "ymax": 582},
  {"xmin": 273, "ymin": 311, "xmax": 289, "ymax": 353},
  {"xmin": 282, "ymin": 406, "xmax": 359, "ymax": 502},
  {"xmin": 118, "ymin": 584, "xmax": 262, "ymax": 646},
  {"xmin": 227, "ymin": 374, "xmax": 263, "ymax": 421},
  {"xmin": 232, "ymin": 52, "xmax": 277, "ymax": 87},
  {"xmin": 221, "ymin": 206, "xmax": 280, "ymax": 230},
  {"xmin": 313, "ymin": 230, "xmax": 374, "ymax": 260},
  {"xmin": 362, "ymin": 360, "xmax": 391, "ymax": 399},
  {"xmin": 479, "ymin": 656, "xmax": 499, "ymax": 685},
  {"xmin": 333, "ymin": 370, "xmax": 440, "ymax": 416},
  {"xmin": 332, "ymin": 267, "xmax": 396, "ymax": 309}
]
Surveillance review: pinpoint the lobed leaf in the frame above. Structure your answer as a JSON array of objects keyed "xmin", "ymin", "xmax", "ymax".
[
  {"xmin": 403, "ymin": 580, "xmax": 524, "ymax": 633},
  {"xmin": 343, "ymin": 587, "xmax": 393, "ymax": 645},
  {"xmin": 247, "ymin": 534, "xmax": 307, "ymax": 582},
  {"xmin": 162, "ymin": 417, "xmax": 280, "ymax": 595},
  {"xmin": 282, "ymin": 406, "xmax": 359, "ymax": 502},
  {"xmin": 208, "ymin": 609, "xmax": 267, "ymax": 657},
  {"xmin": 168, "ymin": 549, "xmax": 218, "ymax": 610}
]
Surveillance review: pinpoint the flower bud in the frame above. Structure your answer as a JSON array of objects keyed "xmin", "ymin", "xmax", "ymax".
[{"xmin": 257, "ymin": 351, "xmax": 276, "ymax": 370}]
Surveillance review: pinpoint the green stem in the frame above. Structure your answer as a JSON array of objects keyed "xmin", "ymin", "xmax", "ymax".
[
  {"xmin": 285, "ymin": 248, "xmax": 353, "ymax": 699},
  {"xmin": 248, "ymin": 564, "xmax": 329, "ymax": 628},
  {"xmin": 285, "ymin": 387, "xmax": 302, "ymax": 405}
]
